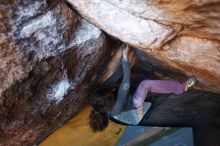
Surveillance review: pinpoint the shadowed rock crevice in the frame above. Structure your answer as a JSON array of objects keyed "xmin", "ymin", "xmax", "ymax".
[{"xmin": 139, "ymin": 91, "xmax": 220, "ymax": 146}]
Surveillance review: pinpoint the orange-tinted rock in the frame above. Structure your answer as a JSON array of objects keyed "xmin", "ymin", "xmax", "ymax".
[
  {"xmin": 138, "ymin": 36, "xmax": 220, "ymax": 93},
  {"xmin": 67, "ymin": 0, "xmax": 220, "ymax": 93}
]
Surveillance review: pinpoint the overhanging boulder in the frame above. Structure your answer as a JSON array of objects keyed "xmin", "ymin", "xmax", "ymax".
[{"xmin": 66, "ymin": 0, "xmax": 220, "ymax": 93}]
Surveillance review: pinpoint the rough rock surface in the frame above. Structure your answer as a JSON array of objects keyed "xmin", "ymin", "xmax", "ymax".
[
  {"xmin": 0, "ymin": 0, "xmax": 115, "ymax": 145},
  {"xmin": 67, "ymin": 0, "xmax": 220, "ymax": 93},
  {"xmin": 1, "ymin": 0, "xmax": 220, "ymax": 145},
  {"xmin": 140, "ymin": 90, "xmax": 220, "ymax": 146}
]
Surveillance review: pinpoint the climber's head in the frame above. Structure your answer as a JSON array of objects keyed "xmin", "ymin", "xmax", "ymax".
[{"xmin": 88, "ymin": 87, "xmax": 115, "ymax": 132}]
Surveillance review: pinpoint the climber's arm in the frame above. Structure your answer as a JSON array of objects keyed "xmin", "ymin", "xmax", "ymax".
[{"xmin": 111, "ymin": 44, "xmax": 131, "ymax": 116}]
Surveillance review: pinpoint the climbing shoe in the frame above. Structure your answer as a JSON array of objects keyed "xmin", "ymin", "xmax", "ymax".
[{"xmin": 185, "ymin": 76, "xmax": 197, "ymax": 91}]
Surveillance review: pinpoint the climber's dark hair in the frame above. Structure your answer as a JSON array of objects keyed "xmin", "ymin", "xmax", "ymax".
[
  {"xmin": 89, "ymin": 110, "xmax": 110, "ymax": 132},
  {"xmin": 88, "ymin": 87, "xmax": 115, "ymax": 132}
]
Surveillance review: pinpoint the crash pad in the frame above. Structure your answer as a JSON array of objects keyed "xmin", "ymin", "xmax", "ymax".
[{"xmin": 40, "ymin": 106, "xmax": 126, "ymax": 146}]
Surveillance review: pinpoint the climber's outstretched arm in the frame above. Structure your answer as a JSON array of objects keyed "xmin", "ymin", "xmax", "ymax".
[{"xmin": 111, "ymin": 44, "xmax": 131, "ymax": 116}]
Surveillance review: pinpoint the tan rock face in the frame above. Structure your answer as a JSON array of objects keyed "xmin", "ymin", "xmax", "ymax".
[
  {"xmin": 162, "ymin": 36, "xmax": 220, "ymax": 85},
  {"xmin": 67, "ymin": 0, "xmax": 220, "ymax": 93},
  {"xmin": 66, "ymin": 0, "xmax": 177, "ymax": 49},
  {"xmin": 138, "ymin": 36, "xmax": 220, "ymax": 93}
]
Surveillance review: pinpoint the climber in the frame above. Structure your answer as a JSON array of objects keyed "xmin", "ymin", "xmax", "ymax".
[
  {"xmin": 89, "ymin": 43, "xmax": 134, "ymax": 132},
  {"xmin": 89, "ymin": 44, "xmax": 197, "ymax": 132}
]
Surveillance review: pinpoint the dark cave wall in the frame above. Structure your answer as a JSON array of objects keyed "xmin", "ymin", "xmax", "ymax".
[{"xmin": 0, "ymin": 0, "xmax": 116, "ymax": 145}]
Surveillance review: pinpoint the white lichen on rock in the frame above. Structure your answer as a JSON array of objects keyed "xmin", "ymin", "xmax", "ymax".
[
  {"xmin": 18, "ymin": 10, "xmax": 66, "ymax": 59},
  {"xmin": 72, "ymin": 19, "xmax": 102, "ymax": 45},
  {"xmin": 18, "ymin": 10, "xmax": 102, "ymax": 59},
  {"xmin": 47, "ymin": 72, "xmax": 70, "ymax": 103},
  {"xmin": 15, "ymin": 1, "xmax": 46, "ymax": 21},
  {"xmin": 19, "ymin": 11, "xmax": 56, "ymax": 38},
  {"xmin": 68, "ymin": 19, "xmax": 103, "ymax": 55}
]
